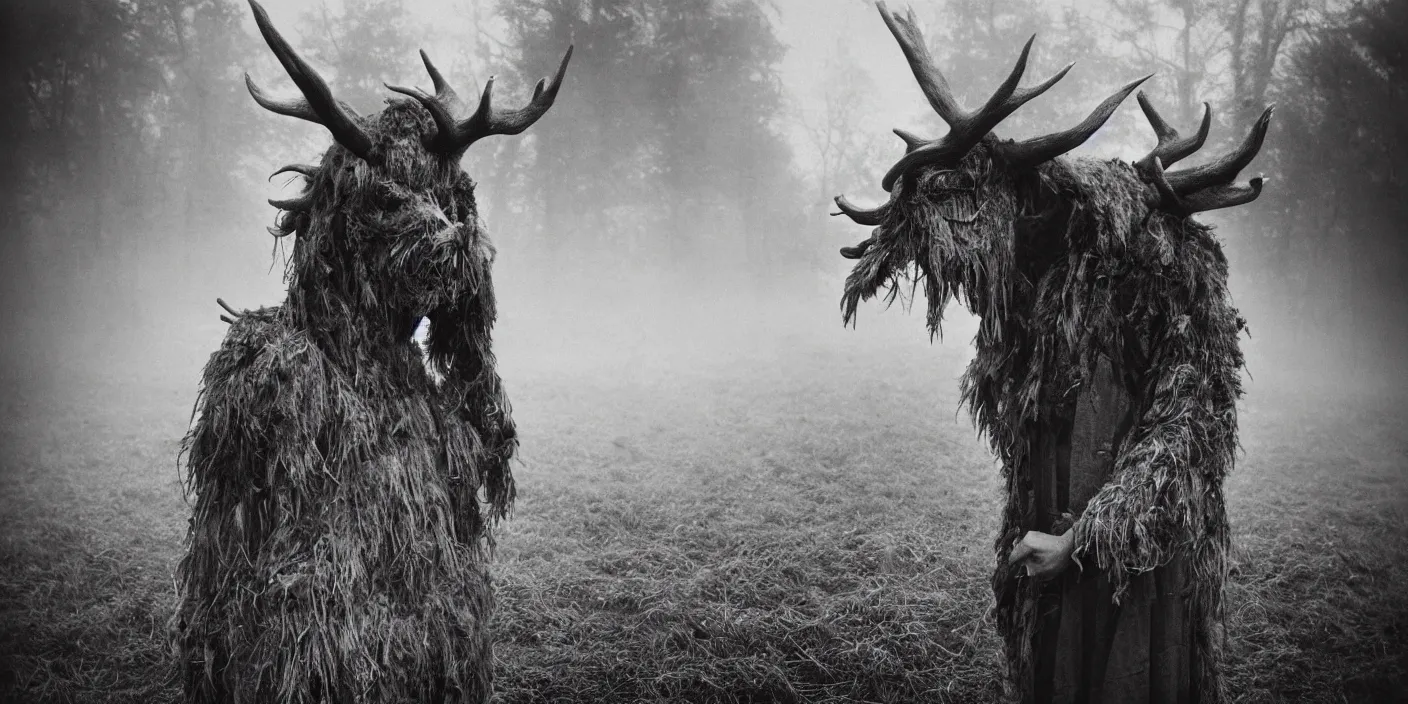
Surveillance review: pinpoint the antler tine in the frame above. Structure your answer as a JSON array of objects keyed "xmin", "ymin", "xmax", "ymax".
[
  {"xmin": 216, "ymin": 298, "xmax": 243, "ymax": 318},
  {"xmin": 971, "ymin": 36, "xmax": 1036, "ymax": 120},
  {"xmin": 865, "ymin": 1, "xmax": 1147, "ymax": 193},
  {"xmin": 386, "ymin": 51, "xmax": 466, "ymax": 147},
  {"xmin": 881, "ymin": 136, "xmax": 978, "ymax": 192},
  {"xmin": 269, "ymin": 193, "xmax": 314, "ymax": 212},
  {"xmin": 1139, "ymin": 92, "xmax": 1177, "ymax": 140},
  {"xmin": 269, "ymin": 163, "xmax": 318, "ymax": 180},
  {"xmin": 893, "ymin": 129, "xmax": 926, "ymax": 153},
  {"xmin": 840, "ymin": 238, "xmax": 877, "ymax": 259},
  {"xmin": 998, "ymin": 73, "xmax": 1152, "ymax": 169},
  {"xmin": 877, "ymin": 2, "xmax": 963, "ymax": 124},
  {"xmin": 458, "ymin": 45, "xmax": 574, "ymax": 145},
  {"xmin": 969, "ymin": 37, "xmax": 1072, "ymax": 132},
  {"xmin": 1146, "ymin": 156, "xmax": 1188, "ymax": 212},
  {"xmin": 1181, "ymin": 176, "xmax": 1265, "ymax": 212},
  {"xmin": 1009, "ymin": 60, "xmax": 1075, "ymax": 108},
  {"xmin": 833, "ymin": 195, "xmax": 889, "ymax": 226},
  {"xmin": 246, "ymin": 1, "xmax": 373, "ymax": 160},
  {"xmin": 1148, "ymin": 156, "xmax": 1265, "ymax": 214},
  {"xmin": 385, "ymin": 76, "xmax": 462, "ymax": 153},
  {"xmin": 245, "ymin": 74, "xmax": 320, "ymax": 124},
  {"xmin": 1134, "ymin": 93, "xmax": 1210, "ymax": 173},
  {"xmin": 419, "ymin": 49, "xmax": 459, "ymax": 106},
  {"xmin": 393, "ymin": 45, "xmax": 573, "ymax": 155},
  {"xmin": 875, "ymin": 5, "xmax": 1079, "ymax": 191},
  {"xmin": 878, "ymin": 8, "xmax": 1064, "ymax": 133},
  {"xmin": 1166, "ymin": 105, "xmax": 1274, "ymax": 193}
]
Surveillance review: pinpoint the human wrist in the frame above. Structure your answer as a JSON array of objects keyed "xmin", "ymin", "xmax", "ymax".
[{"xmin": 1059, "ymin": 528, "xmax": 1076, "ymax": 559}]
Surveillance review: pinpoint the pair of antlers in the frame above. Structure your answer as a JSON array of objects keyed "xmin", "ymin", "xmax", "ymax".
[
  {"xmin": 835, "ymin": 2, "xmax": 1272, "ymax": 226},
  {"xmin": 243, "ymin": 0, "xmax": 572, "ymax": 162}
]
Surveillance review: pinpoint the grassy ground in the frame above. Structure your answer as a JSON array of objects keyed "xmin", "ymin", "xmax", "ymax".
[{"xmin": 0, "ymin": 307, "xmax": 1404, "ymax": 703}]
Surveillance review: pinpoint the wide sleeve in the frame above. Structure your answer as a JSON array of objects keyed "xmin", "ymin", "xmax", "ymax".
[{"xmin": 1071, "ymin": 298, "xmax": 1244, "ymax": 602}]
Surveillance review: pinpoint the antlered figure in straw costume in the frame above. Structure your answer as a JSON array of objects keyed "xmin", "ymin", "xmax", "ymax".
[
  {"xmin": 170, "ymin": 3, "xmax": 571, "ymax": 701},
  {"xmin": 834, "ymin": 4, "xmax": 1271, "ymax": 702}
]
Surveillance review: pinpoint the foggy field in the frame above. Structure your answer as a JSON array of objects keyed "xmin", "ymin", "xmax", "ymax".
[{"xmin": 1, "ymin": 300, "xmax": 1404, "ymax": 703}]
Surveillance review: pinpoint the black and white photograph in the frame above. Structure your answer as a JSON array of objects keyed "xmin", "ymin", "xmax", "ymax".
[{"xmin": 0, "ymin": 0, "xmax": 1404, "ymax": 701}]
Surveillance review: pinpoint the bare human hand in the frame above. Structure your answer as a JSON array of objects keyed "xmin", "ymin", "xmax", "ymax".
[{"xmin": 1009, "ymin": 529, "xmax": 1076, "ymax": 581}]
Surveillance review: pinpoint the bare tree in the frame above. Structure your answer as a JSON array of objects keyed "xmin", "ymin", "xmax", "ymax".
[
  {"xmin": 802, "ymin": 37, "xmax": 886, "ymax": 219},
  {"xmin": 1226, "ymin": 0, "xmax": 1320, "ymax": 129},
  {"xmin": 1101, "ymin": 0, "xmax": 1321, "ymax": 130}
]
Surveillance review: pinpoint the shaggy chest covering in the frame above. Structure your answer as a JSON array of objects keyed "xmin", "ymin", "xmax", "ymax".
[
  {"xmin": 173, "ymin": 306, "xmax": 509, "ymax": 702},
  {"xmin": 842, "ymin": 149, "xmax": 1245, "ymax": 702}
]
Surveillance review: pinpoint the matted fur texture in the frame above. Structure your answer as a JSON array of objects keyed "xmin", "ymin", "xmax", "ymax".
[
  {"xmin": 841, "ymin": 138, "xmax": 1244, "ymax": 703},
  {"xmin": 171, "ymin": 100, "xmax": 517, "ymax": 703}
]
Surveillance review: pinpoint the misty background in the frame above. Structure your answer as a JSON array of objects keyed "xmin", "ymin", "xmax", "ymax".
[
  {"xmin": 0, "ymin": 0, "xmax": 1405, "ymax": 395},
  {"xmin": 2, "ymin": 2, "xmax": 1407, "ymax": 700}
]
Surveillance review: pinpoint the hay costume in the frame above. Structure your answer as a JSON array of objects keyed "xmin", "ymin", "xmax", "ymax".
[
  {"xmin": 834, "ymin": 5, "xmax": 1270, "ymax": 703},
  {"xmin": 170, "ymin": 3, "xmax": 571, "ymax": 702}
]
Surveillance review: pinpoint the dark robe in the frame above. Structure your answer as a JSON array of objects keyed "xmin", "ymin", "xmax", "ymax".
[{"xmin": 1027, "ymin": 355, "xmax": 1202, "ymax": 704}]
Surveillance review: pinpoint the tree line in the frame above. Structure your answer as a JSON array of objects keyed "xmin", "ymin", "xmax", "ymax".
[{"xmin": 1, "ymin": 0, "xmax": 1404, "ymax": 375}]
